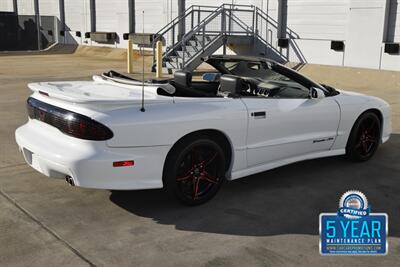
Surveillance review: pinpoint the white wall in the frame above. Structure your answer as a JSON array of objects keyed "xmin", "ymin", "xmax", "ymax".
[
  {"xmin": 344, "ymin": 0, "xmax": 387, "ymax": 69},
  {"xmin": 61, "ymin": 0, "xmax": 88, "ymax": 45},
  {"xmin": 64, "ymin": 0, "xmax": 87, "ymax": 31},
  {"xmin": 18, "ymin": 0, "xmax": 35, "ymax": 15},
  {"xmin": 135, "ymin": 0, "xmax": 170, "ymax": 33},
  {"xmin": 286, "ymin": 0, "xmax": 348, "ymax": 40},
  {"xmin": 39, "ymin": 0, "xmax": 59, "ymax": 16},
  {"xmin": 8, "ymin": 0, "xmax": 400, "ymax": 71},
  {"xmin": 0, "ymin": 0, "xmax": 14, "ymax": 12},
  {"xmin": 96, "ymin": 0, "xmax": 128, "ymax": 33}
]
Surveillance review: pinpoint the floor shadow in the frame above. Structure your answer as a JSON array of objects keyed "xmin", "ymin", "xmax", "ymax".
[
  {"xmin": 110, "ymin": 134, "xmax": 400, "ymax": 237},
  {"xmin": 0, "ymin": 43, "xmax": 78, "ymax": 56}
]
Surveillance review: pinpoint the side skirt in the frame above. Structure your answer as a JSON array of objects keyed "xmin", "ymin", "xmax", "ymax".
[{"xmin": 229, "ymin": 149, "xmax": 345, "ymax": 180}]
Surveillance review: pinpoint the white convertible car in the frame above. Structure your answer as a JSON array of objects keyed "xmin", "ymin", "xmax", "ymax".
[{"xmin": 15, "ymin": 55, "xmax": 391, "ymax": 205}]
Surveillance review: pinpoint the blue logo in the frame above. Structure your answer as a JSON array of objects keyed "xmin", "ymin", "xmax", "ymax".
[{"xmin": 319, "ymin": 191, "xmax": 388, "ymax": 255}]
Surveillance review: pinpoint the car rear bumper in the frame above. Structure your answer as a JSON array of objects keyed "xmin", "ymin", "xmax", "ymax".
[{"xmin": 15, "ymin": 120, "xmax": 168, "ymax": 190}]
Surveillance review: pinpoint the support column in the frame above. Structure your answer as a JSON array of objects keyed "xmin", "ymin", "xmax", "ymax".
[
  {"xmin": 34, "ymin": 0, "xmax": 41, "ymax": 50},
  {"xmin": 128, "ymin": 0, "xmax": 135, "ymax": 33},
  {"xmin": 59, "ymin": 0, "xmax": 65, "ymax": 43},
  {"xmin": 178, "ymin": 0, "xmax": 185, "ymax": 41},
  {"xmin": 382, "ymin": 0, "xmax": 393, "ymax": 42},
  {"xmin": 13, "ymin": 0, "xmax": 18, "ymax": 14},
  {"xmin": 277, "ymin": 0, "xmax": 287, "ymax": 39},
  {"xmin": 59, "ymin": 0, "xmax": 65, "ymax": 32},
  {"xmin": 90, "ymin": 0, "xmax": 96, "ymax": 32}
]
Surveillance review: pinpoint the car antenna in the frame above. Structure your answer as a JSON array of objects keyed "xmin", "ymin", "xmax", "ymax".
[{"xmin": 140, "ymin": 10, "xmax": 145, "ymax": 112}]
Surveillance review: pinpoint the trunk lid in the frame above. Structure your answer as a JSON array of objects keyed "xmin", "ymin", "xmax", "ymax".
[{"xmin": 28, "ymin": 75, "xmax": 174, "ymax": 106}]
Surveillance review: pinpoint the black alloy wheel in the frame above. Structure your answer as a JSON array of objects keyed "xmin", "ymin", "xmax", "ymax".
[
  {"xmin": 346, "ymin": 112, "xmax": 381, "ymax": 161},
  {"xmin": 164, "ymin": 138, "xmax": 226, "ymax": 205}
]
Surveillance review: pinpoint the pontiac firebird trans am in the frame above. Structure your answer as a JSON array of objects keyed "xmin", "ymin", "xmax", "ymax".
[{"xmin": 15, "ymin": 55, "xmax": 391, "ymax": 205}]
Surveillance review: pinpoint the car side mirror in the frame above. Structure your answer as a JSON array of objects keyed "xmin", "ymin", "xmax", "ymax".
[
  {"xmin": 202, "ymin": 73, "xmax": 221, "ymax": 82},
  {"xmin": 309, "ymin": 87, "xmax": 325, "ymax": 99}
]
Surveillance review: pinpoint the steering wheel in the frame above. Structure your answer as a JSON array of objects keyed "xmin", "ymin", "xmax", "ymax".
[{"xmin": 268, "ymin": 87, "xmax": 287, "ymax": 98}]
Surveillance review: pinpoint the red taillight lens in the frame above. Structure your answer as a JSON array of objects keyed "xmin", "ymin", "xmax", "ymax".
[
  {"xmin": 113, "ymin": 161, "xmax": 134, "ymax": 167},
  {"xmin": 27, "ymin": 97, "xmax": 113, "ymax": 141}
]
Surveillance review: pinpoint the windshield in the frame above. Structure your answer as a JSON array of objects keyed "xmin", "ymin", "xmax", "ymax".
[
  {"xmin": 205, "ymin": 58, "xmax": 337, "ymax": 98},
  {"xmin": 206, "ymin": 58, "xmax": 341, "ymax": 96}
]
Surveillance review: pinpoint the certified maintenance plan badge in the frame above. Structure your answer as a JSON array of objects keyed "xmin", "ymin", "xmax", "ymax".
[{"xmin": 319, "ymin": 191, "xmax": 388, "ymax": 255}]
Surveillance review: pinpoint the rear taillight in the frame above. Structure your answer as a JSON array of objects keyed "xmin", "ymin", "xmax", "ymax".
[{"xmin": 27, "ymin": 97, "xmax": 113, "ymax": 141}]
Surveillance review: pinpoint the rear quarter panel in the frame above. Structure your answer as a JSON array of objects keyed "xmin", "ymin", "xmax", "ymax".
[{"xmin": 102, "ymin": 97, "xmax": 249, "ymax": 173}]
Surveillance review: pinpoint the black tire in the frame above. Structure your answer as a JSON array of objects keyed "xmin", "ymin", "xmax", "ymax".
[
  {"xmin": 346, "ymin": 112, "xmax": 381, "ymax": 162},
  {"xmin": 163, "ymin": 136, "xmax": 226, "ymax": 205}
]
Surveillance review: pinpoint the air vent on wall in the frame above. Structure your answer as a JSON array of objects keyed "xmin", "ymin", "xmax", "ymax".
[
  {"xmin": 60, "ymin": 31, "xmax": 65, "ymax": 36},
  {"xmin": 384, "ymin": 43, "xmax": 399, "ymax": 54},
  {"xmin": 76, "ymin": 31, "xmax": 81, "ymax": 37},
  {"xmin": 331, "ymin": 40, "xmax": 344, "ymax": 51},
  {"xmin": 278, "ymin": 38, "xmax": 289, "ymax": 48},
  {"xmin": 85, "ymin": 32, "xmax": 91, "ymax": 38},
  {"xmin": 90, "ymin": 32, "xmax": 117, "ymax": 43},
  {"xmin": 123, "ymin": 33, "xmax": 130, "ymax": 40}
]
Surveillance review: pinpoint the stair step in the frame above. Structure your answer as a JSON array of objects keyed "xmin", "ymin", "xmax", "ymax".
[
  {"xmin": 169, "ymin": 56, "xmax": 183, "ymax": 64},
  {"xmin": 169, "ymin": 58, "xmax": 184, "ymax": 68},
  {"xmin": 189, "ymin": 40, "xmax": 200, "ymax": 47},
  {"xmin": 176, "ymin": 50, "xmax": 196, "ymax": 58},
  {"xmin": 185, "ymin": 45, "xmax": 200, "ymax": 52},
  {"xmin": 175, "ymin": 51, "xmax": 184, "ymax": 58},
  {"xmin": 194, "ymin": 35, "xmax": 211, "ymax": 43},
  {"xmin": 194, "ymin": 35, "xmax": 218, "ymax": 43},
  {"xmin": 165, "ymin": 61, "xmax": 180, "ymax": 70},
  {"xmin": 161, "ymin": 33, "xmax": 222, "ymax": 72}
]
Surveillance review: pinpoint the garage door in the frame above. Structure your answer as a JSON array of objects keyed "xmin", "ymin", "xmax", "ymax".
[{"xmin": 344, "ymin": 0, "xmax": 387, "ymax": 69}]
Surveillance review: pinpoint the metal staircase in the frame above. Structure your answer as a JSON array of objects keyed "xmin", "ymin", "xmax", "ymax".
[{"xmin": 151, "ymin": 4, "xmax": 295, "ymax": 74}]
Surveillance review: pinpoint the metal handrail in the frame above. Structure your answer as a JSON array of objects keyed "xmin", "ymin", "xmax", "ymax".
[
  {"xmin": 255, "ymin": 7, "xmax": 298, "ymax": 39},
  {"xmin": 151, "ymin": 5, "xmax": 223, "ymax": 64},
  {"xmin": 227, "ymin": 10, "xmax": 254, "ymax": 34},
  {"xmin": 153, "ymin": 5, "xmax": 217, "ymax": 38},
  {"xmin": 181, "ymin": 6, "xmax": 224, "ymax": 43},
  {"xmin": 180, "ymin": 6, "xmax": 225, "ymax": 67},
  {"xmin": 152, "ymin": 4, "xmax": 297, "ymax": 71},
  {"xmin": 161, "ymin": 5, "xmax": 224, "ymax": 65},
  {"xmin": 180, "ymin": 9, "xmax": 256, "ymax": 68}
]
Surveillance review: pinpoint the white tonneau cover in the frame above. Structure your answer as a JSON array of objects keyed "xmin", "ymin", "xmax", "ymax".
[{"xmin": 28, "ymin": 75, "xmax": 175, "ymax": 105}]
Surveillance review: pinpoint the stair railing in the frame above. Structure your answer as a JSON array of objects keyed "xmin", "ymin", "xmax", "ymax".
[
  {"xmin": 152, "ymin": 4, "xmax": 297, "ymax": 71},
  {"xmin": 151, "ymin": 5, "xmax": 220, "ymax": 65},
  {"xmin": 167, "ymin": 4, "xmax": 225, "ymax": 67},
  {"xmin": 181, "ymin": 7, "xmax": 256, "ymax": 69}
]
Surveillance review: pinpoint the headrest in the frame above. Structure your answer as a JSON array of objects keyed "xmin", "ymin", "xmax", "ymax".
[
  {"xmin": 219, "ymin": 75, "xmax": 242, "ymax": 97},
  {"xmin": 174, "ymin": 71, "xmax": 192, "ymax": 88}
]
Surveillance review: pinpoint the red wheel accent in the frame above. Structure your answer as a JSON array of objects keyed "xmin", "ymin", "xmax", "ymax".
[
  {"xmin": 354, "ymin": 116, "xmax": 380, "ymax": 157},
  {"xmin": 175, "ymin": 144, "xmax": 223, "ymax": 201}
]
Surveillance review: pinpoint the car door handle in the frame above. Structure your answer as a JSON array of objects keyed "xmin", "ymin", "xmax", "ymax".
[{"xmin": 251, "ymin": 111, "xmax": 266, "ymax": 118}]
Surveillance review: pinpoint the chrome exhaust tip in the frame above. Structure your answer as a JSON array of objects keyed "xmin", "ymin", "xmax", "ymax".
[{"xmin": 65, "ymin": 175, "xmax": 75, "ymax": 186}]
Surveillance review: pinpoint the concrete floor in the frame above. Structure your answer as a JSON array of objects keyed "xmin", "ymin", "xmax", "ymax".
[{"xmin": 0, "ymin": 48, "xmax": 399, "ymax": 266}]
